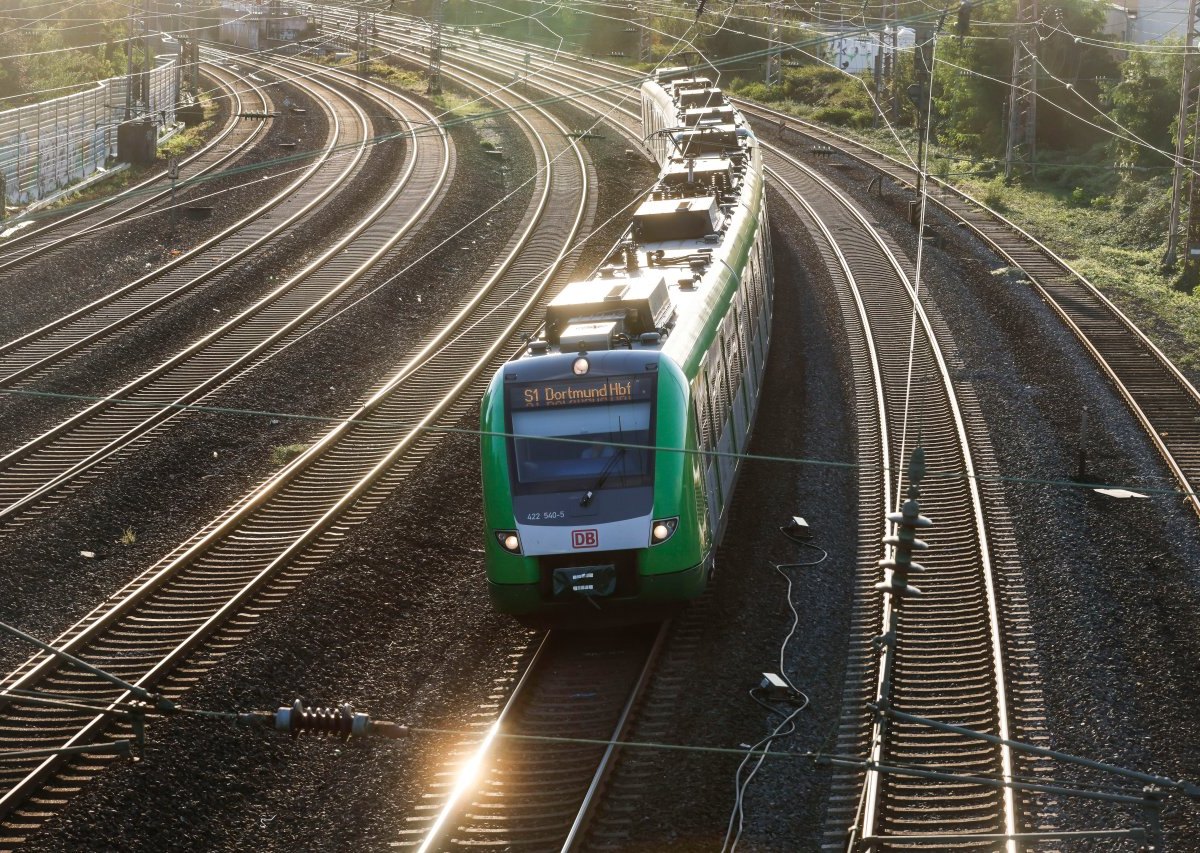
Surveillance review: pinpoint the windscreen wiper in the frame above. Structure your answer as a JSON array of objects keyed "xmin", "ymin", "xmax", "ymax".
[{"xmin": 580, "ymin": 446, "xmax": 625, "ymax": 507}]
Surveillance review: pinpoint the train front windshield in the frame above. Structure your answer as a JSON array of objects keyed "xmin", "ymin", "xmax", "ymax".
[{"xmin": 507, "ymin": 374, "xmax": 656, "ymax": 496}]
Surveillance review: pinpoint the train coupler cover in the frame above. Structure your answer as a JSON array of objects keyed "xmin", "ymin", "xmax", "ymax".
[{"xmin": 552, "ymin": 565, "xmax": 616, "ymax": 598}]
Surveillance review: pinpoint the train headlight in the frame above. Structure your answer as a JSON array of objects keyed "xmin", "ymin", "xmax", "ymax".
[
  {"xmin": 573, "ymin": 356, "xmax": 590, "ymax": 375},
  {"xmin": 650, "ymin": 517, "xmax": 678, "ymax": 545},
  {"xmin": 495, "ymin": 530, "xmax": 522, "ymax": 554}
]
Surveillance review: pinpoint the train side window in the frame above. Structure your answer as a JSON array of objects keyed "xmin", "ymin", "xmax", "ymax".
[
  {"xmin": 696, "ymin": 371, "xmax": 713, "ymax": 451},
  {"xmin": 744, "ymin": 253, "xmax": 758, "ymax": 336},
  {"xmin": 717, "ymin": 334, "xmax": 732, "ymax": 424},
  {"xmin": 724, "ymin": 313, "xmax": 738, "ymax": 389},
  {"xmin": 733, "ymin": 307, "xmax": 746, "ymax": 385}
]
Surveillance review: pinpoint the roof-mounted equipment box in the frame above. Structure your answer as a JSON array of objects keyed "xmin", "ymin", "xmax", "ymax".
[{"xmin": 633, "ymin": 196, "xmax": 722, "ymax": 243}]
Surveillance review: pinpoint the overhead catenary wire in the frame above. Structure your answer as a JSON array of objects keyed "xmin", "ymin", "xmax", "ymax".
[
  {"xmin": 487, "ymin": 0, "xmax": 1200, "ymax": 173},
  {"xmin": 0, "ymin": 12, "xmax": 1192, "ymax": 837},
  {"xmin": 6, "ymin": 4, "xmax": 1197, "ymax": 182},
  {"xmin": 0, "ymin": 671, "xmax": 1172, "ymax": 796},
  {"xmin": 1, "ymin": 386, "xmax": 1192, "ymax": 501},
  {"xmin": 1, "ymin": 20, "xmax": 1195, "ymax": 509},
  {"xmin": 0, "ymin": 25, "xmax": 1190, "ymax": 494},
  {"xmin": 0, "ymin": 684, "xmax": 1175, "ymax": 807},
  {"xmin": 443, "ymin": 0, "xmax": 1200, "ymax": 177}
]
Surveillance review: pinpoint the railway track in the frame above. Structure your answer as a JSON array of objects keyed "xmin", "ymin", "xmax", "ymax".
[
  {"xmin": 383, "ymin": 29, "xmax": 1057, "ymax": 847},
  {"xmin": 734, "ymin": 101, "xmax": 1200, "ymax": 522},
  {"xmin": 395, "ymin": 625, "xmax": 667, "ymax": 851},
  {"xmin": 0, "ymin": 53, "xmax": 360, "ymax": 392},
  {"xmin": 421, "ymin": 19, "xmax": 1200, "ymax": 519},
  {"xmin": 0, "ymin": 53, "xmax": 452, "ymax": 528},
  {"xmin": 0, "ymin": 52, "xmax": 592, "ymax": 843},
  {"xmin": 0, "ymin": 63, "xmax": 268, "ymax": 279},
  {"xmin": 764, "ymin": 147, "xmax": 1031, "ymax": 847}
]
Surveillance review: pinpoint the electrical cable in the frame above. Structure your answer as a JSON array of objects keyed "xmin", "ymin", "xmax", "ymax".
[
  {"xmin": 0, "ymin": 8, "xmax": 259, "ymax": 61},
  {"xmin": 720, "ymin": 524, "xmax": 823, "ymax": 851},
  {"xmin": 2, "ymin": 31, "xmax": 1190, "ymax": 501},
  {"xmin": 461, "ymin": 0, "xmax": 1200, "ymax": 177},
  {"xmin": 2, "ymin": 384, "xmax": 1194, "ymax": 500},
  {"xmin": 2, "ymin": 17, "xmax": 1197, "ymax": 510}
]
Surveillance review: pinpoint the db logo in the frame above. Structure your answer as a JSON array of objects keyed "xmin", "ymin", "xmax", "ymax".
[{"xmin": 571, "ymin": 529, "xmax": 599, "ymax": 549}]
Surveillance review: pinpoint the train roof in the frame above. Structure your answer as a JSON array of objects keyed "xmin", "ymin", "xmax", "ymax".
[{"xmin": 512, "ymin": 77, "xmax": 761, "ymax": 371}]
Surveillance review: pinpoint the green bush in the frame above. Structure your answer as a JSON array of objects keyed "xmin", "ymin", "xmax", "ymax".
[
  {"xmin": 1117, "ymin": 181, "xmax": 1172, "ymax": 249},
  {"xmin": 812, "ymin": 106, "xmax": 854, "ymax": 126},
  {"xmin": 981, "ymin": 179, "xmax": 1007, "ymax": 210},
  {"xmin": 270, "ymin": 443, "xmax": 308, "ymax": 466},
  {"xmin": 849, "ymin": 110, "xmax": 875, "ymax": 129},
  {"xmin": 733, "ymin": 81, "xmax": 770, "ymax": 102}
]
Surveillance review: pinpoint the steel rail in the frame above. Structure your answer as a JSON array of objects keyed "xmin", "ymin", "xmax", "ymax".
[
  {"xmin": 0, "ymin": 58, "xmax": 589, "ymax": 837},
  {"xmin": 369, "ymin": 14, "xmax": 650, "ymax": 152},
  {"xmin": 404, "ymin": 624, "xmax": 669, "ymax": 852},
  {"xmin": 765, "ymin": 146, "xmax": 1016, "ymax": 847},
  {"xmin": 0, "ymin": 52, "xmax": 357, "ymax": 390},
  {"xmin": 736, "ymin": 99, "xmax": 1200, "ymax": 520},
  {"xmin": 413, "ymin": 34, "xmax": 1033, "ymax": 846},
  {"xmin": 0, "ymin": 57, "xmax": 449, "ymax": 526},
  {"xmin": 560, "ymin": 621, "xmax": 671, "ymax": 851},
  {"xmin": 0, "ymin": 63, "xmax": 267, "ymax": 275},
  {"xmin": 409, "ymin": 13, "xmax": 1200, "ymax": 515}
]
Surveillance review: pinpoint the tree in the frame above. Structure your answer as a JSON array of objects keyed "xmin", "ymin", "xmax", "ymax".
[{"xmin": 1107, "ymin": 46, "xmax": 1181, "ymax": 176}]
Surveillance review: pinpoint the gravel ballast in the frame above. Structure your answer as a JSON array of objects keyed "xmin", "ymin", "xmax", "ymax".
[{"xmin": 6, "ymin": 86, "xmax": 1200, "ymax": 853}]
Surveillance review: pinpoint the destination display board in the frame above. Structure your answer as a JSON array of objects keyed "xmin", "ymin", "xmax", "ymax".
[{"xmin": 509, "ymin": 374, "xmax": 655, "ymax": 411}]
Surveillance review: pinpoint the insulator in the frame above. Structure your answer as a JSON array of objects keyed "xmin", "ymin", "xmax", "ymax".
[
  {"xmin": 882, "ymin": 534, "xmax": 928, "ymax": 551},
  {"xmin": 886, "ymin": 508, "xmax": 933, "ymax": 528},
  {"xmin": 275, "ymin": 699, "xmax": 368, "ymax": 740},
  {"xmin": 879, "ymin": 558, "xmax": 927, "ymax": 574},
  {"xmin": 875, "ymin": 577, "xmax": 923, "ymax": 597}
]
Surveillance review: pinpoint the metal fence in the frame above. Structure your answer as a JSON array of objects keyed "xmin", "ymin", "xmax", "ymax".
[{"xmin": 0, "ymin": 52, "xmax": 179, "ymax": 207}]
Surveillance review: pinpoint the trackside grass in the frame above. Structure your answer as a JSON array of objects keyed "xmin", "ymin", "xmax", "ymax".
[{"xmin": 731, "ymin": 92, "xmax": 1200, "ymax": 384}]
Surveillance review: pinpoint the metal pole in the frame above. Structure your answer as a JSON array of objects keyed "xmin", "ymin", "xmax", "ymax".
[
  {"xmin": 1077, "ymin": 405, "xmax": 1089, "ymax": 480},
  {"xmin": 427, "ymin": 0, "xmax": 443, "ymax": 94},
  {"xmin": 126, "ymin": 8, "xmax": 134, "ymax": 119},
  {"xmin": 1005, "ymin": 0, "xmax": 1040, "ymax": 180},
  {"xmin": 1165, "ymin": 0, "xmax": 1200, "ymax": 266},
  {"xmin": 0, "ymin": 619, "xmax": 173, "ymax": 712},
  {"xmin": 1182, "ymin": 81, "xmax": 1200, "ymax": 286},
  {"xmin": 168, "ymin": 155, "xmax": 178, "ymax": 231},
  {"xmin": 873, "ymin": 34, "xmax": 883, "ymax": 128},
  {"xmin": 890, "ymin": 2, "xmax": 899, "ymax": 121},
  {"xmin": 766, "ymin": 2, "xmax": 781, "ymax": 86}
]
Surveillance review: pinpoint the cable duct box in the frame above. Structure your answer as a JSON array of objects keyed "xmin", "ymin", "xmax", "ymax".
[{"xmin": 760, "ymin": 672, "xmax": 790, "ymax": 701}]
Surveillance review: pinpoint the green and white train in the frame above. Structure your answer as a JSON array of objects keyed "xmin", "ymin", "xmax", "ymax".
[{"xmin": 479, "ymin": 70, "xmax": 773, "ymax": 622}]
